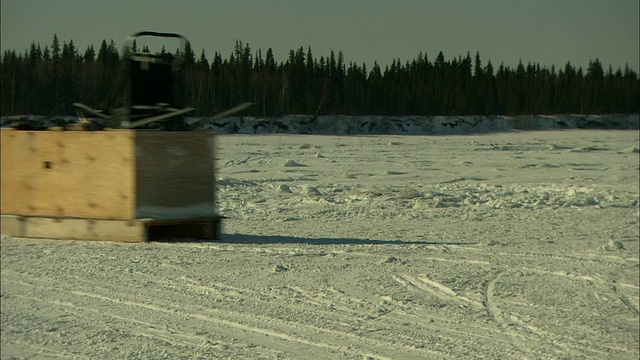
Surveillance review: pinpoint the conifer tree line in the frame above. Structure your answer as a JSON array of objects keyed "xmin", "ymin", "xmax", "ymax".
[{"xmin": 1, "ymin": 35, "xmax": 638, "ymax": 117}]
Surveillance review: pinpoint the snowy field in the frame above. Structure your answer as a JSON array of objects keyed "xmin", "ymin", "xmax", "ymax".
[{"xmin": 2, "ymin": 127, "xmax": 639, "ymax": 359}]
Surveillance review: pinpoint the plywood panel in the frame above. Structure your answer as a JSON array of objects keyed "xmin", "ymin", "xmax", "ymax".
[
  {"xmin": 1, "ymin": 130, "xmax": 24, "ymax": 214},
  {"xmin": 1, "ymin": 130, "xmax": 136, "ymax": 219},
  {"xmin": 135, "ymin": 131, "xmax": 215, "ymax": 219},
  {"xmin": 1, "ymin": 130, "xmax": 45, "ymax": 215}
]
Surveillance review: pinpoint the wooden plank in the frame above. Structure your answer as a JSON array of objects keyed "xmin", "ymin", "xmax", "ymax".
[
  {"xmin": 1, "ymin": 215, "xmax": 223, "ymax": 242},
  {"xmin": 135, "ymin": 131, "xmax": 215, "ymax": 219},
  {"xmin": 0, "ymin": 215, "xmax": 25, "ymax": 236},
  {"xmin": 1, "ymin": 215, "xmax": 146, "ymax": 242}
]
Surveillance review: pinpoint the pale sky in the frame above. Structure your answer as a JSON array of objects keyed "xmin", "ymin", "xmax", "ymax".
[{"xmin": 1, "ymin": 0, "xmax": 638, "ymax": 72}]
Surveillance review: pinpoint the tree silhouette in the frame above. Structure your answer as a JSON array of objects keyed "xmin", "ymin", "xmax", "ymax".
[{"xmin": 1, "ymin": 36, "xmax": 638, "ymax": 117}]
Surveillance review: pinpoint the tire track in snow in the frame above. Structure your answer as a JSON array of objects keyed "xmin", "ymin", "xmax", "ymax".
[
  {"xmin": 142, "ymin": 268, "xmax": 388, "ymax": 323},
  {"xmin": 494, "ymin": 251, "xmax": 639, "ymax": 266},
  {"xmin": 483, "ymin": 271, "xmax": 503, "ymax": 323},
  {"xmin": 5, "ymin": 279, "xmax": 211, "ymax": 348},
  {"xmin": 4, "ymin": 276, "xmax": 442, "ymax": 359},
  {"xmin": 145, "ymin": 279, "xmax": 448, "ymax": 359},
  {"xmin": 19, "ymin": 293, "xmax": 208, "ymax": 347},
  {"xmin": 480, "ymin": 270, "xmax": 620, "ymax": 358},
  {"xmin": 72, "ymin": 288, "xmax": 438, "ymax": 359},
  {"xmin": 612, "ymin": 283, "xmax": 640, "ymax": 316},
  {"xmin": 6, "ymin": 280, "xmax": 329, "ymax": 359},
  {"xmin": 390, "ymin": 272, "xmax": 546, "ymax": 355},
  {"xmin": 392, "ymin": 273, "xmax": 484, "ymax": 309},
  {"xmin": 2, "ymin": 273, "xmax": 278, "ymax": 357},
  {"xmin": 158, "ymin": 272, "xmax": 528, "ymax": 355},
  {"xmin": 4, "ymin": 339, "xmax": 91, "ymax": 360},
  {"xmin": 394, "ymin": 270, "xmax": 617, "ymax": 358}
]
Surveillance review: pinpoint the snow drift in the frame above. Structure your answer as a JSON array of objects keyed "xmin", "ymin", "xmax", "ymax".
[
  {"xmin": 1, "ymin": 114, "xmax": 638, "ymax": 134},
  {"xmin": 197, "ymin": 113, "xmax": 639, "ymax": 134}
]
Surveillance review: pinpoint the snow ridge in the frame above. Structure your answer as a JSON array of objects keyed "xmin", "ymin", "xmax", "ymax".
[
  {"xmin": 198, "ymin": 114, "xmax": 639, "ymax": 135},
  {"xmin": 1, "ymin": 114, "xmax": 638, "ymax": 134}
]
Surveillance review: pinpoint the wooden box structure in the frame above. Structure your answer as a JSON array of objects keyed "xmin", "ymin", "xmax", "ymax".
[{"xmin": 0, "ymin": 129, "xmax": 221, "ymax": 242}]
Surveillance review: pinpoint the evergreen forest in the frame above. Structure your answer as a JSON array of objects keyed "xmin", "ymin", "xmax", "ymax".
[{"xmin": 1, "ymin": 35, "xmax": 639, "ymax": 117}]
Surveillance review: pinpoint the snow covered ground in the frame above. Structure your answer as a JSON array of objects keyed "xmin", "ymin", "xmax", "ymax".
[{"xmin": 2, "ymin": 125, "xmax": 639, "ymax": 358}]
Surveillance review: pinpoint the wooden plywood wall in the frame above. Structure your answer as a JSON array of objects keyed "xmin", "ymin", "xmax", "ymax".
[
  {"xmin": 1, "ymin": 129, "xmax": 216, "ymax": 221},
  {"xmin": 134, "ymin": 131, "xmax": 215, "ymax": 219},
  {"xmin": 1, "ymin": 130, "xmax": 137, "ymax": 219}
]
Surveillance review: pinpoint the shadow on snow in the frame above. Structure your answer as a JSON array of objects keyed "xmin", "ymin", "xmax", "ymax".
[{"xmin": 213, "ymin": 233, "xmax": 477, "ymax": 246}]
